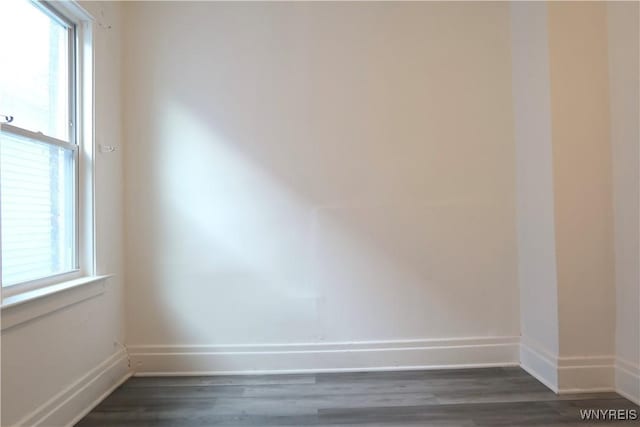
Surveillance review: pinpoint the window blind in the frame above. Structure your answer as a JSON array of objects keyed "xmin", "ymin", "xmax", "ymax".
[{"xmin": 1, "ymin": 131, "xmax": 75, "ymax": 285}]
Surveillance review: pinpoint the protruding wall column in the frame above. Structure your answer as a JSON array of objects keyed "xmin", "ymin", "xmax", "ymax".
[
  {"xmin": 547, "ymin": 1, "xmax": 616, "ymax": 392},
  {"xmin": 510, "ymin": 1, "xmax": 561, "ymax": 392},
  {"xmin": 607, "ymin": 1, "xmax": 640, "ymax": 405},
  {"xmin": 511, "ymin": 1, "xmax": 617, "ymax": 393}
]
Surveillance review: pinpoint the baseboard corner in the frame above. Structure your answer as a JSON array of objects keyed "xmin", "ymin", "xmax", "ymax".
[
  {"xmin": 615, "ymin": 358, "xmax": 640, "ymax": 405},
  {"xmin": 12, "ymin": 348, "xmax": 131, "ymax": 427},
  {"xmin": 519, "ymin": 340, "xmax": 559, "ymax": 393}
]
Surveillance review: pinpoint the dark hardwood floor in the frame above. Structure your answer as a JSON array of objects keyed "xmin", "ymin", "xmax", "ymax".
[{"xmin": 76, "ymin": 367, "xmax": 639, "ymax": 426}]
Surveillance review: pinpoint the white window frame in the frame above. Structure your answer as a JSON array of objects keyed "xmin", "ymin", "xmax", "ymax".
[{"xmin": 0, "ymin": 0, "xmax": 95, "ymax": 299}]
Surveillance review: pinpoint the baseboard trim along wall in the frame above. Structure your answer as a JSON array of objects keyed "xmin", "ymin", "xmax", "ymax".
[
  {"xmin": 557, "ymin": 355, "xmax": 616, "ymax": 394},
  {"xmin": 520, "ymin": 340, "xmax": 617, "ymax": 394},
  {"xmin": 128, "ymin": 336, "xmax": 520, "ymax": 376},
  {"xmin": 12, "ymin": 348, "xmax": 132, "ymax": 427},
  {"xmin": 519, "ymin": 341, "xmax": 559, "ymax": 392},
  {"xmin": 615, "ymin": 358, "xmax": 640, "ymax": 405}
]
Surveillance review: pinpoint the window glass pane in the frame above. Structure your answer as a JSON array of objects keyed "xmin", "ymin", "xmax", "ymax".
[
  {"xmin": 1, "ymin": 131, "xmax": 76, "ymax": 286},
  {"xmin": 0, "ymin": 0, "xmax": 70, "ymax": 141}
]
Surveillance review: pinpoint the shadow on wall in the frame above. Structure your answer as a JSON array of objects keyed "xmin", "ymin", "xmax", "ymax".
[{"xmin": 123, "ymin": 1, "xmax": 519, "ymax": 347}]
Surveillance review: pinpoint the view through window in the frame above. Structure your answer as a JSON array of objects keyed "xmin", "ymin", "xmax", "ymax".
[{"xmin": 0, "ymin": 0, "xmax": 78, "ymax": 287}]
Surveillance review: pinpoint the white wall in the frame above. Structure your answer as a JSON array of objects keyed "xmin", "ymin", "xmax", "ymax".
[
  {"xmin": 607, "ymin": 1, "xmax": 640, "ymax": 404},
  {"xmin": 0, "ymin": 2, "xmax": 128, "ymax": 425},
  {"xmin": 548, "ymin": 3, "xmax": 616, "ymax": 363},
  {"xmin": 510, "ymin": 1, "xmax": 560, "ymax": 390},
  {"xmin": 123, "ymin": 1, "xmax": 520, "ymax": 373}
]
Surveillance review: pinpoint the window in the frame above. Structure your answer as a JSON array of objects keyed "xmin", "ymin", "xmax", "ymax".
[{"xmin": 0, "ymin": 1, "xmax": 82, "ymax": 289}]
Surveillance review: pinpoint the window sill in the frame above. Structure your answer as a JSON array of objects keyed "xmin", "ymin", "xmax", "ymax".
[{"xmin": 1, "ymin": 275, "xmax": 111, "ymax": 331}]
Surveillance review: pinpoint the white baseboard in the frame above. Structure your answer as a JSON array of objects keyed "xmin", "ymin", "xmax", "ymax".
[
  {"xmin": 520, "ymin": 341, "xmax": 559, "ymax": 392},
  {"xmin": 12, "ymin": 348, "xmax": 132, "ymax": 427},
  {"xmin": 616, "ymin": 358, "xmax": 640, "ymax": 405},
  {"xmin": 128, "ymin": 336, "xmax": 520, "ymax": 376},
  {"xmin": 520, "ymin": 340, "xmax": 616, "ymax": 394},
  {"xmin": 557, "ymin": 355, "xmax": 615, "ymax": 393}
]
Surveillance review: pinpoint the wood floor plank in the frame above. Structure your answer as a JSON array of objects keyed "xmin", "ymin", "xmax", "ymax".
[{"xmin": 123, "ymin": 374, "xmax": 316, "ymax": 388}]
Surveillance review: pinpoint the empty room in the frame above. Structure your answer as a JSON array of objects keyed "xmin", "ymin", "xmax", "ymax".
[{"xmin": 0, "ymin": 0, "xmax": 639, "ymax": 426}]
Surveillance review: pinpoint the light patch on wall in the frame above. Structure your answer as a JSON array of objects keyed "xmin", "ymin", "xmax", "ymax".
[
  {"xmin": 137, "ymin": 99, "xmax": 512, "ymax": 344},
  {"xmin": 150, "ymin": 103, "xmax": 320, "ymax": 343}
]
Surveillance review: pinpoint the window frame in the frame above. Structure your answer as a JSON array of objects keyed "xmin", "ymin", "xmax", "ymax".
[{"xmin": 0, "ymin": 0, "xmax": 95, "ymax": 298}]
